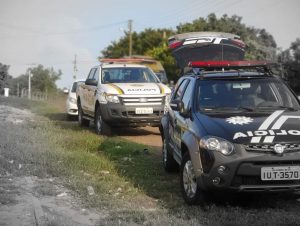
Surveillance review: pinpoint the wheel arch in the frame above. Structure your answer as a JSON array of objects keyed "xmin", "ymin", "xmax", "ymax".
[{"xmin": 181, "ymin": 131, "xmax": 203, "ymax": 177}]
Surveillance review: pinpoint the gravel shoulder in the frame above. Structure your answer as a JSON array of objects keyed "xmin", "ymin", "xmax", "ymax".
[{"xmin": 0, "ymin": 100, "xmax": 102, "ymax": 226}]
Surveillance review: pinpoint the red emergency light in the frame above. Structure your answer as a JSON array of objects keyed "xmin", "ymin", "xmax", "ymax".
[{"xmin": 189, "ymin": 60, "xmax": 275, "ymax": 68}]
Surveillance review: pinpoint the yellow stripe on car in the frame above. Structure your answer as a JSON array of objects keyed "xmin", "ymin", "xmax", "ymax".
[{"xmin": 108, "ymin": 84, "xmax": 124, "ymax": 94}]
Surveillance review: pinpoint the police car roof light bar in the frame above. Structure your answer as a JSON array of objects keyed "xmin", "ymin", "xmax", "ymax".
[{"xmin": 189, "ymin": 60, "xmax": 275, "ymax": 69}]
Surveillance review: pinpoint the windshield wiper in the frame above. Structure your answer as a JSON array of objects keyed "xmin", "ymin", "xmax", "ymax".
[
  {"xmin": 235, "ymin": 106, "xmax": 255, "ymax": 112},
  {"xmin": 276, "ymin": 105, "xmax": 298, "ymax": 111}
]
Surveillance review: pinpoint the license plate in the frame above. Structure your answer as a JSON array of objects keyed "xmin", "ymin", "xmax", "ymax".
[
  {"xmin": 135, "ymin": 107, "xmax": 153, "ymax": 114},
  {"xmin": 261, "ymin": 166, "xmax": 300, "ymax": 181}
]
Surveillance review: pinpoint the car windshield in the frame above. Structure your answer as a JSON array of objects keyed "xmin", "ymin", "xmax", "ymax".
[
  {"xmin": 101, "ymin": 67, "xmax": 159, "ymax": 83},
  {"xmin": 197, "ymin": 78, "xmax": 300, "ymax": 112},
  {"xmin": 71, "ymin": 82, "xmax": 78, "ymax": 93}
]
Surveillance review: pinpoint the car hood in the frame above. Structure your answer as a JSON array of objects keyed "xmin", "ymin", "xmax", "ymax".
[
  {"xmin": 101, "ymin": 83, "xmax": 171, "ymax": 95},
  {"xmin": 197, "ymin": 110, "xmax": 300, "ymax": 144}
]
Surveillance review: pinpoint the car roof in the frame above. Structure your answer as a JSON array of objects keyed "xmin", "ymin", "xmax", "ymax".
[
  {"xmin": 183, "ymin": 71, "xmax": 276, "ymax": 80},
  {"xmin": 100, "ymin": 63, "xmax": 148, "ymax": 69}
]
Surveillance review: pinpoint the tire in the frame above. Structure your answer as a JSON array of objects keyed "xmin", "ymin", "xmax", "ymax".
[
  {"xmin": 180, "ymin": 153, "xmax": 208, "ymax": 205},
  {"xmin": 78, "ymin": 101, "xmax": 90, "ymax": 127},
  {"xmin": 95, "ymin": 106, "xmax": 112, "ymax": 136},
  {"xmin": 162, "ymin": 136, "xmax": 178, "ymax": 172}
]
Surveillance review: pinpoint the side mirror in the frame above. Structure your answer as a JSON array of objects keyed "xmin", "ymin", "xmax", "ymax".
[
  {"xmin": 85, "ymin": 79, "xmax": 98, "ymax": 86},
  {"xmin": 170, "ymin": 99, "xmax": 183, "ymax": 111}
]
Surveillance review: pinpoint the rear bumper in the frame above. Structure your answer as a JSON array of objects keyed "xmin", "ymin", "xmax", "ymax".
[{"xmin": 99, "ymin": 103, "xmax": 165, "ymax": 127}]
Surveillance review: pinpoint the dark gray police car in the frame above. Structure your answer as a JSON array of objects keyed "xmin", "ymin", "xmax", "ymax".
[{"xmin": 160, "ymin": 33, "xmax": 300, "ymax": 205}]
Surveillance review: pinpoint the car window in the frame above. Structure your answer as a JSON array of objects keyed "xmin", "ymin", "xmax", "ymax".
[
  {"xmin": 101, "ymin": 67, "xmax": 159, "ymax": 83},
  {"xmin": 71, "ymin": 82, "xmax": 78, "ymax": 93},
  {"xmin": 181, "ymin": 80, "xmax": 193, "ymax": 109},
  {"xmin": 87, "ymin": 68, "xmax": 96, "ymax": 80},
  {"xmin": 173, "ymin": 79, "xmax": 188, "ymax": 101},
  {"xmin": 197, "ymin": 78, "xmax": 300, "ymax": 112}
]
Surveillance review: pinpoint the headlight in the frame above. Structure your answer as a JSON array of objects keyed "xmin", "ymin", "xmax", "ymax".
[
  {"xmin": 199, "ymin": 136, "xmax": 234, "ymax": 156},
  {"xmin": 165, "ymin": 94, "xmax": 171, "ymax": 104},
  {"xmin": 105, "ymin": 94, "xmax": 119, "ymax": 103},
  {"xmin": 69, "ymin": 97, "xmax": 77, "ymax": 104},
  {"xmin": 98, "ymin": 93, "xmax": 120, "ymax": 104}
]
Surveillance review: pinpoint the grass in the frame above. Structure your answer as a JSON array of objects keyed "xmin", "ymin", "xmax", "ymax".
[{"xmin": 2, "ymin": 95, "xmax": 300, "ymax": 226}]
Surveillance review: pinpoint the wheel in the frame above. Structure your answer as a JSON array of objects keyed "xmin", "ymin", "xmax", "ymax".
[
  {"xmin": 180, "ymin": 153, "xmax": 208, "ymax": 205},
  {"xmin": 95, "ymin": 106, "xmax": 111, "ymax": 136},
  {"xmin": 162, "ymin": 136, "xmax": 178, "ymax": 172},
  {"xmin": 78, "ymin": 101, "xmax": 90, "ymax": 127}
]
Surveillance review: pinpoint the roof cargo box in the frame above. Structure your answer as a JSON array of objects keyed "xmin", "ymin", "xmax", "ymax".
[{"xmin": 168, "ymin": 32, "xmax": 245, "ymax": 69}]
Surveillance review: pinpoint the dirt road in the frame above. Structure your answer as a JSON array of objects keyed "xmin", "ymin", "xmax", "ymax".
[{"xmin": 0, "ymin": 102, "xmax": 101, "ymax": 226}]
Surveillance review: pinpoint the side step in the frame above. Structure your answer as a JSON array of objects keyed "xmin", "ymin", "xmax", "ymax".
[{"xmin": 82, "ymin": 115, "xmax": 94, "ymax": 121}]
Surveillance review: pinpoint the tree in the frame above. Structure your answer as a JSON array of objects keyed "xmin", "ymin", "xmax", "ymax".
[
  {"xmin": 280, "ymin": 38, "xmax": 300, "ymax": 93},
  {"xmin": 101, "ymin": 28, "xmax": 174, "ymax": 58},
  {"xmin": 30, "ymin": 65, "xmax": 61, "ymax": 93},
  {"xmin": 9, "ymin": 65, "xmax": 61, "ymax": 96},
  {"xmin": 0, "ymin": 63, "xmax": 10, "ymax": 93}
]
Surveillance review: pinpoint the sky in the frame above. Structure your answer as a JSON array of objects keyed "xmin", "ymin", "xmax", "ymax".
[{"xmin": 0, "ymin": 0, "xmax": 300, "ymax": 89}]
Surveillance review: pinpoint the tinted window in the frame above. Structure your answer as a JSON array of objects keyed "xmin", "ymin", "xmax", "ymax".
[
  {"xmin": 182, "ymin": 80, "xmax": 193, "ymax": 109},
  {"xmin": 173, "ymin": 79, "xmax": 188, "ymax": 101},
  {"xmin": 197, "ymin": 78, "xmax": 300, "ymax": 112}
]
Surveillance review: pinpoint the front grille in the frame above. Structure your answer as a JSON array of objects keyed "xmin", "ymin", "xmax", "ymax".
[
  {"xmin": 232, "ymin": 175, "xmax": 300, "ymax": 187},
  {"xmin": 245, "ymin": 143, "xmax": 300, "ymax": 153},
  {"xmin": 119, "ymin": 96, "xmax": 164, "ymax": 106},
  {"xmin": 121, "ymin": 110, "xmax": 163, "ymax": 117}
]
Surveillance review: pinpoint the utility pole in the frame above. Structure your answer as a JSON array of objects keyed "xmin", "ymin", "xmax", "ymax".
[
  {"xmin": 17, "ymin": 83, "xmax": 19, "ymax": 97},
  {"xmin": 73, "ymin": 54, "xmax": 78, "ymax": 80},
  {"xmin": 128, "ymin": 20, "xmax": 133, "ymax": 57},
  {"xmin": 28, "ymin": 69, "xmax": 31, "ymax": 99},
  {"xmin": 27, "ymin": 63, "xmax": 36, "ymax": 100}
]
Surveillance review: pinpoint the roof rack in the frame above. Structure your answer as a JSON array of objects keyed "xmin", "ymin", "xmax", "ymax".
[
  {"xmin": 100, "ymin": 58, "xmax": 156, "ymax": 64},
  {"xmin": 186, "ymin": 60, "xmax": 276, "ymax": 75}
]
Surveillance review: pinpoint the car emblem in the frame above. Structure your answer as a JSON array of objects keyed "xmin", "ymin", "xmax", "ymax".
[
  {"xmin": 273, "ymin": 144, "xmax": 285, "ymax": 154},
  {"xmin": 226, "ymin": 116, "xmax": 253, "ymax": 125},
  {"xmin": 139, "ymin": 98, "xmax": 147, "ymax": 103}
]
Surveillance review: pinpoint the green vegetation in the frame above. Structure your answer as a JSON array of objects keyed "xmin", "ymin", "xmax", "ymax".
[{"xmin": 2, "ymin": 95, "xmax": 299, "ymax": 225}]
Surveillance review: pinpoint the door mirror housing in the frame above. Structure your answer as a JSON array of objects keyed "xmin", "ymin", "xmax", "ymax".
[
  {"xmin": 170, "ymin": 99, "xmax": 190, "ymax": 117},
  {"xmin": 85, "ymin": 79, "xmax": 98, "ymax": 86}
]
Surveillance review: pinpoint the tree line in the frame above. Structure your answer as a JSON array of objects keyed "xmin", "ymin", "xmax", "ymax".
[
  {"xmin": 1, "ymin": 13, "xmax": 299, "ymax": 95},
  {"xmin": 101, "ymin": 13, "xmax": 300, "ymax": 92}
]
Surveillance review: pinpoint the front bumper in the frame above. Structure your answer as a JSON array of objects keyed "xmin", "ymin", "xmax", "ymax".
[
  {"xmin": 66, "ymin": 101, "xmax": 78, "ymax": 115},
  {"xmin": 197, "ymin": 145, "xmax": 300, "ymax": 192},
  {"xmin": 99, "ymin": 102, "xmax": 165, "ymax": 127}
]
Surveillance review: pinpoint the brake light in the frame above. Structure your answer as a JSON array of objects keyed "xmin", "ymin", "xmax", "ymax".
[
  {"xmin": 231, "ymin": 39, "xmax": 246, "ymax": 48},
  {"xmin": 189, "ymin": 60, "xmax": 274, "ymax": 68},
  {"xmin": 168, "ymin": 41, "xmax": 183, "ymax": 49}
]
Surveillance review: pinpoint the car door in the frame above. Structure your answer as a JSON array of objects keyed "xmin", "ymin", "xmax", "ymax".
[
  {"xmin": 82, "ymin": 68, "xmax": 96, "ymax": 113},
  {"xmin": 173, "ymin": 79, "xmax": 194, "ymax": 151},
  {"xmin": 168, "ymin": 79, "xmax": 189, "ymax": 155},
  {"xmin": 86, "ymin": 68, "xmax": 99, "ymax": 114}
]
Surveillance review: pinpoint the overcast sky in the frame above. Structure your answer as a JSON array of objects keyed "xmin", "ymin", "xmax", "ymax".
[{"xmin": 0, "ymin": 0, "xmax": 300, "ymax": 89}]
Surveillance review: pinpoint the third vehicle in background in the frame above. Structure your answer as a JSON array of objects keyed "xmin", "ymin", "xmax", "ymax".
[{"xmin": 66, "ymin": 80, "xmax": 84, "ymax": 119}]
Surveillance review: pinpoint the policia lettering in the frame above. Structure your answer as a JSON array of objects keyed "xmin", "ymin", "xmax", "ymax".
[{"xmin": 233, "ymin": 110, "xmax": 300, "ymax": 143}]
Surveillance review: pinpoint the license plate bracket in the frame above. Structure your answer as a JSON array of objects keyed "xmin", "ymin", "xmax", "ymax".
[
  {"xmin": 261, "ymin": 166, "xmax": 300, "ymax": 181},
  {"xmin": 135, "ymin": 107, "xmax": 153, "ymax": 114}
]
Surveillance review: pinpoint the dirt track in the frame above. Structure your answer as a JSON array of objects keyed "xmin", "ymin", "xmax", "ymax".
[{"xmin": 0, "ymin": 102, "xmax": 101, "ymax": 226}]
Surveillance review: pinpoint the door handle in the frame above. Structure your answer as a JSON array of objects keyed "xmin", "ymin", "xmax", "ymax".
[
  {"xmin": 174, "ymin": 119, "xmax": 177, "ymax": 125},
  {"xmin": 94, "ymin": 90, "xmax": 97, "ymax": 96}
]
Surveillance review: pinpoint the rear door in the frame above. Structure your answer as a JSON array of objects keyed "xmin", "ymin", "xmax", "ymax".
[
  {"xmin": 82, "ymin": 68, "xmax": 97, "ymax": 113},
  {"xmin": 168, "ymin": 32, "xmax": 245, "ymax": 69}
]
